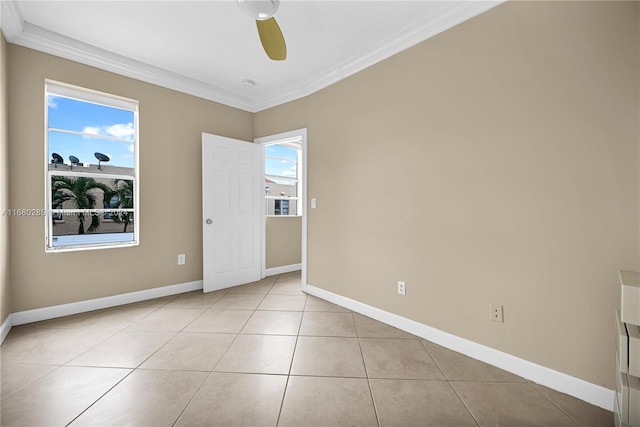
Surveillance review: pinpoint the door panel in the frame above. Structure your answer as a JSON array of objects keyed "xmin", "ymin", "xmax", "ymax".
[
  {"xmin": 213, "ymin": 171, "xmax": 230, "ymax": 214},
  {"xmin": 239, "ymin": 227, "xmax": 254, "ymax": 269},
  {"xmin": 212, "ymin": 229, "xmax": 230, "ymax": 274},
  {"xmin": 202, "ymin": 133, "xmax": 262, "ymax": 292},
  {"xmin": 239, "ymin": 172, "xmax": 254, "ymax": 213}
]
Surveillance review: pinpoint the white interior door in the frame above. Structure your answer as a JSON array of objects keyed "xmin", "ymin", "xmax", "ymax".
[{"xmin": 202, "ymin": 133, "xmax": 262, "ymax": 292}]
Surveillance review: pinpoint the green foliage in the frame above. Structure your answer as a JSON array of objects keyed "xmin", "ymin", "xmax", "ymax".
[
  {"xmin": 104, "ymin": 179, "xmax": 134, "ymax": 232},
  {"xmin": 51, "ymin": 176, "xmax": 110, "ymax": 234}
]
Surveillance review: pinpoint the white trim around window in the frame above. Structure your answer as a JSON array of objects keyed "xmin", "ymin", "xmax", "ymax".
[{"xmin": 44, "ymin": 80, "xmax": 140, "ymax": 253}]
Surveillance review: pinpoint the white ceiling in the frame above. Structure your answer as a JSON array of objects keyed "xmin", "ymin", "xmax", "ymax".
[{"xmin": 1, "ymin": 0, "xmax": 501, "ymax": 112}]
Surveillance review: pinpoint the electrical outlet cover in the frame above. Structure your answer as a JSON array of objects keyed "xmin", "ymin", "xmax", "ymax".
[
  {"xmin": 490, "ymin": 304, "xmax": 504, "ymax": 322},
  {"xmin": 397, "ymin": 281, "xmax": 406, "ymax": 295}
]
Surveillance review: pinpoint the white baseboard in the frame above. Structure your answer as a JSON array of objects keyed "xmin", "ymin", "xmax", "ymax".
[
  {"xmin": 306, "ymin": 284, "xmax": 614, "ymax": 412},
  {"xmin": 265, "ymin": 263, "xmax": 302, "ymax": 277},
  {"xmin": 1, "ymin": 313, "xmax": 13, "ymax": 344},
  {"xmin": 10, "ymin": 280, "xmax": 203, "ymax": 327}
]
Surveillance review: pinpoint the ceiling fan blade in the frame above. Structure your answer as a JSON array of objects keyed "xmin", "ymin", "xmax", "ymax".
[{"xmin": 256, "ymin": 17, "xmax": 287, "ymax": 61}]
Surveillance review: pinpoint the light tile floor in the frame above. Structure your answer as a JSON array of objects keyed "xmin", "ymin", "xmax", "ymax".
[{"xmin": 0, "ymin": 271, "xmax": 613, "ymax": 426}]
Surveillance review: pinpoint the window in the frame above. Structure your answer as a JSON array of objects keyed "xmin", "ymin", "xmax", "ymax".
[
  {"xmin": 45, "ymin": 81, "xmax": 139, "ymax": 251},
  {"xmin": 264, "ymin": 141, "xmax": 300, "ymax": 216},
  {"xmin": 275, "ymin": 200, "xmax": 289, "ymax": 215}
]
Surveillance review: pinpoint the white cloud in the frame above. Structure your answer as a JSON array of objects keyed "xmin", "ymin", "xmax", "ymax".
[
  {"xmin": 82, "ymin": 126, "xmax": 101, "ymax": 135},
  {"xmin": 47, "ymin": 95, "xmax": 58, "ymax": 109},
  {"xmin": 82, "ymin": 123, "xmax": 134, "ymax": 140},
  {"xmin": 128, "ymin": 143, "xmax": 135, "ymax": 153},
  {"xmin": 105, "ymin": 123, "xmax": 135, "ymax": 139},
  {"xmin": 281, "ymin": 165, "xmax": 297, "ymax": 177}
]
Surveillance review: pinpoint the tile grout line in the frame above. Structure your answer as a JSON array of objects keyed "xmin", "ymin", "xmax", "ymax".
[
  {"xmin": 101, "ymin": 290, "xmax": 229, "ymax": 371},
  {"xmin": 172, "ymin": 278, "xmax": 279, "ymax": 427},
  {"xmin": 128, "ymin": 292, "xmax": 229, "ymax": 370},
  {"xmin": 1, "ymin": 295, "xmax": 184, "ymax": 408},
  {"xmin": 353, "ymin": 311, "xmax": 382, "ymax": 427},
  {"xmin": 2, "ymin": 274, "xmax": 300, "ymax": 426},
  {"xmin": 0, "ymin": 363, "xmax": 61, "ymax": 403},
  {"xmin": 59, "ymin": 309, "xmax": 156, "ymax": 368},
  {"xmin": 528, "ymin": 382, "xmax": 582, "ymax": 427},
  {"xmin": 420, "ymin": 340, "xmax": 482, "ymax": 427},
  {"xmin": 419, "ymin": 339, "xmax": 449, "ymax": 381},
  {"xmin": 171, "ymin": 370, "xmax": 216, "ymax": 427},
  {"xmin": 70, "ymin": 287, "xmax": 237, "ymax": 426},
  {"xmin": 444, "ymin": 381, "xmax": 482, "ymax": 427},
  {"xmin": 64, "ymin": 367, "xmax": 137, "ymax": 427},
  {"xmin": 64, "ymin": 293, "xmax": 205, "ymax": 425},
  {"xmin": 275, "ymin": 287, "xmax": 304, "ymax": 427},
  {"xmin": 275, "ymin": 375, "xmax": 291, "ymax": 427},
  {"xmin": 4, "ymin": 271, "xmax": 608, "ymax": 427}
]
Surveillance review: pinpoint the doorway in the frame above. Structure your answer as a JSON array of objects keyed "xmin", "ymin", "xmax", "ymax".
[{"xmin": 254, "ymin": 128, "xmax": 308, "ymax": 292}]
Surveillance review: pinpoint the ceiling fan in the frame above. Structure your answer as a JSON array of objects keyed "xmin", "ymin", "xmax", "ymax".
[{"xmin": 237, "ymin": 0, "xmax": 287, "ymax": 61}]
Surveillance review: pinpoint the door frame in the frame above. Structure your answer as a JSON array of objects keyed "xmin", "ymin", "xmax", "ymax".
[{"xmin": 254, "ymin": 128, "xmax": 308, "ymax": 292}]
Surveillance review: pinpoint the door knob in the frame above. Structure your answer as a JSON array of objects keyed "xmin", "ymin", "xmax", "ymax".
[{"xmin": 206, "ymin": 219, "xmax": 212, "ymax": 225}]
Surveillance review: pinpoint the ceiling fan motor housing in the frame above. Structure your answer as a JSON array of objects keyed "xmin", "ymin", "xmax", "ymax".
[{"xmin": 237, "ymin": 0, "xmax": 279, "ymax": 20}]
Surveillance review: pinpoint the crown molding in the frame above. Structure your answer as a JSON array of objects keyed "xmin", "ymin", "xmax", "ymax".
[
  {"xmin": 2, "ymin": 0, "xmax": 503, "ymax": 113},
  {"xmin": 252, "ymin": 1, "xmax": 504, "ymax": 112},
  {"xmin": 1, "ymin": 0, "xmax": 253, "ymax": 111},
  {"xmin": 7, "ymin": 21, "xmax": 254, "ymax": 112},
  {"xmin": 0, "ymin": 0, "xmax": 24, "ymax": 39}
]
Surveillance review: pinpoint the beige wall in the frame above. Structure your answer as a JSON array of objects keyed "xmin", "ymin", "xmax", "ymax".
[
  {"xmin": 266, "ymin": 216, "xmax": 301, "ymax": 269},
  {"xmin": 255, "ymin": 1, "xmax": 640, "ymax": 389},
  {"xmin": 8, "ymin": 45, "xmax": 253, "ymax": 312},
  {"xmin": 4, "ymin": 0, "xmax": 639, "ymax": 391},
  {"xmin": 1, "ymin": 32, "xmax": 10, "ymax": 326}
]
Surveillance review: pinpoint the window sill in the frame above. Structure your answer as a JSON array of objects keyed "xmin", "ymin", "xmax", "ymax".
[{"xmin": 46, "ymin": 232, "xmax": 137, "ymax": 253}]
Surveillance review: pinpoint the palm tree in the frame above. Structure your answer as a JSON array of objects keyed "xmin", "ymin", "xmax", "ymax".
[
  {"xmin": 52, "ymin": 176, "xmax": 110, "ymax": 234},
  {"xmin": 105, "ymin": 179, "xmax": 134, "ymax": 233}
]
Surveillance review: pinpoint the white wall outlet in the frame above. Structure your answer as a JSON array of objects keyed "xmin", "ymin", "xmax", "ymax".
[
  {"xmin": 490, "ymin": 304, "xmax": 504, "ymax": 322},
  {"xmin": 397, "ymin": 281, "xmax": 406, "ymax": 295},
  {"xmin": 311, "ymin": 198, "xmax": 317, "ymax": 209},
  {"xmin": 178, "ymin": 254, "xmax": 186, "ymax": 265}
]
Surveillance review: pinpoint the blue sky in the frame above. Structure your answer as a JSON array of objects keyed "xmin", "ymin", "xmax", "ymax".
[
  {"xmin": 48, "ymin": 95, "xmax": 298, "ymax": 178},
  {"xmin": 265, "ymin": 144, "xmax": 297, "ymax": 182},
  {"xmin": 48, "ymin": 95, "xmax": 135, "ymax": 169}
]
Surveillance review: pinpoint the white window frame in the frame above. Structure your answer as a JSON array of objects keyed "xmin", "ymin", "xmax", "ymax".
[
  {"xmin": 44, "ymin": 80, "xmax": 140, "ymax": 252},
  {"xmin": 264, "ymin": 140, "xmax": 302, "ymax": 217}
]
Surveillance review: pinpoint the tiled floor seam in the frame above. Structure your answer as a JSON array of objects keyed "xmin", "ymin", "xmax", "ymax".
[
  {"xmin": 446, "ymin": 381, "xmax": 482, "ymax": 427},
  {"xmin": 365, "ymin": 378, "xmax": 382, "ymax": 427},
  {"xmin": 0, "ymin": 363, "xmax": 61, "ymax": 402},
  {"xmin": 169, "ymin": 287, "xmax": 268, "ymax": 426},
  {"xmin": 419, "ymin": 338, "xmax": 482, "ymax": 427},
  {"xmin": 59, "ymin": 326, "xmax": 122, "ymax": 367},
  {"xmin": 112, "ymin": 304, "xmax": 211, "ymax": 371},
  {"xmin": 3, "ymin": 272, "xmax": 610, "ymax": 426},
  {"xmin": 352, "ymin": 311, "xmax": 383, "ymax": 427},
  {"xmin": 274, "ymin": 374, "xmax": 291, "ymax": 427},
  {"xmin": 275, "ymin": 328, "xmax": 301, "ymax": 426},
  {"xmin": 63, "ymin": 367, "xmax": 137, "ymax": 427},
  {"xmin": 171, "ymin": 370, "xmax": 216, "ymax": 427},
  {"xmin": 529, "ymin": 383, "xmax": 582, "ymax": 427}
]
